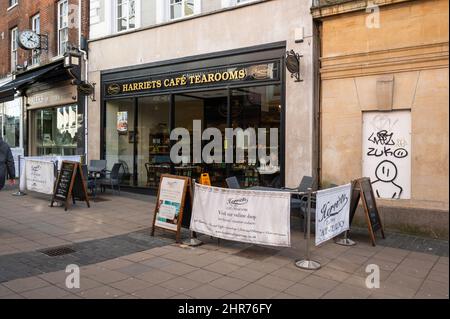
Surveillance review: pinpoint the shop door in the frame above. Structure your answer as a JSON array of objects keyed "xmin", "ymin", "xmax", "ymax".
[{"xmin": 174, "ymin": 90, "xmax": 228, "ymax": 187}]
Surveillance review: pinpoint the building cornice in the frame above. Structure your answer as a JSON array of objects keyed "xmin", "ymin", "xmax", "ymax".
[
  {"xmin": 311, "ymin": 0, "xmax": 418, "ymax": 19},
  {"xmin": 320, "ymin": 42, "xmax": 449, "ymax": 79}
]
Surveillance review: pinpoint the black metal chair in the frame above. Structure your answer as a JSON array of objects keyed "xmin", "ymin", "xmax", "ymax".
[
  {"xmin": 281, "ymin": 176, "xmax": 316, "ymax": 237},
  {"xmin": 226, "ymin": 176, "xmax": 241, "ymax": 189},
  {"xmin": 89, "ymin": 160, "xmax": 107, "ymax": 174},
  {"xmin": 100, "ymin": 163, "xmax": 123, "ymax": 194},
  {"xmin": 81, "ymin": 164, "xmax": 96, "ymax": 196}
]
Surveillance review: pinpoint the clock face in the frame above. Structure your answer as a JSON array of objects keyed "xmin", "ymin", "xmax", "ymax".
[{"xmin": 18, "ymin": 30, "xmax": 40, "ymax": 50}]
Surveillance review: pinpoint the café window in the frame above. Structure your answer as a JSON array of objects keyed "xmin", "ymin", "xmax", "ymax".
[
  {"xmin": 57, "ymin": 0, "xmax": 69, "ymax": 56},
  {"xmin": 169, "ymin": 0, "xmax": 195, "ymax": 20},
  {"xmin": 10, "ymin": 27, "xmax": 18, "ymax": 72},
  {"xmin": 30, "ymin": 105, "xmax": 82, "ymax": 156},
  {"xmin": 31, "ymin": 13, "xmax": 41, "ymax": 65},
  {"xmin": 0, "ymin": 100, "xmax": 21, "ymax": 148},
  {"xmin": 117, "ymin": 0, "xmax": 138, "ymax": 32}
]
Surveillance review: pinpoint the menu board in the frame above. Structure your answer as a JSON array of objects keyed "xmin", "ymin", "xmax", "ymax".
[
  {"xmin": 151, "ymin": 174, "xmax": 191, "ymax": 243},
  {"xmin": 54, "ymin": 162, "xmax": 74, "ymax": 201},
  {"xmin": 51, "ymin": 161, "xmax": 90, "ymax": 211},
  {"xmin": 359, "ymin": 178, "xmax": 384, "ymax": 236},
  {"xmin": 348, "ymin": 178, "xmax": 385, "ymax": 246}
]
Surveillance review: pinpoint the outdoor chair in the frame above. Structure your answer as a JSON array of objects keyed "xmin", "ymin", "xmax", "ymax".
[
  {"xmin": 100, "ymin": 163, "xmax": 123, "ymax": 194},
  {"xmin": 225, "ymin": 176, "xmax": 241, "ymax": 189},
  {"xmin": 89, "ymin": 160, "xmax": 107, "ymax": 176},
  {"xmin": 81, "ymin": 164, "xmax": 96, "ymax": 196},
  {"xmin": 282, "ymin": 176, "xmax": 316, "ymax": 237}
]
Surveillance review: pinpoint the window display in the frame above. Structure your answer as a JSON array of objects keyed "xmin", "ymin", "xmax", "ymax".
[{"xmin": 30, "ymin": 104, "xmax": 82, "ymax": 156}]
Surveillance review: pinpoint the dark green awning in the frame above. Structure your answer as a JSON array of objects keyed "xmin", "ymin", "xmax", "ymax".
[{"xmin": 0, "ymin": 63, "xmax": 62, "ymax": 103}]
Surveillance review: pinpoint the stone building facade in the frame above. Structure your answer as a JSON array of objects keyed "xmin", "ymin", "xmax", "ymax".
[{"xmin": 312, "ymin": 0, "xmax": 449, "ymax": 237}]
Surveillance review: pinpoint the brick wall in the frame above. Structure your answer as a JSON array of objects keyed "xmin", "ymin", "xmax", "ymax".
[{"xmin": 0, "ymin": 0, "xmax": 89, "ymax": 78}]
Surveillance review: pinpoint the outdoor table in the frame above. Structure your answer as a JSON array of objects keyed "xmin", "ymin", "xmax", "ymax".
[{"xmin": 88, "ymin": 167, "xmax": 105, "ymax": 197}]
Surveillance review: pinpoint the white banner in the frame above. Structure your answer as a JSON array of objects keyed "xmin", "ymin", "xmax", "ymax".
[
  {"xmin": 24, "ymin": 159, "xmax": 55, "ymax": 195},
  {"xmin": 190, "ymin": 184, "xmax": 291, "ymax": 247},
  {"xmin": 19, "ymin": 155, "xmax": 81, "ymax": 192},
  {"xmin": 315, "ymin": 183, "xmax": 352, "ymax": 246}
]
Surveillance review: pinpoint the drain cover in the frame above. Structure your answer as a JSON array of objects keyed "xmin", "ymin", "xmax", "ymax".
[{"xmin": 40, "ymin": 246, "xmax": 76, "ymax": 257}]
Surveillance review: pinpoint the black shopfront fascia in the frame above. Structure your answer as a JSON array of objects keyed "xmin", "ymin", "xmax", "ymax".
[{"xmin": 100, "ymin": 41, "xmax": 287, "ymax": 191}]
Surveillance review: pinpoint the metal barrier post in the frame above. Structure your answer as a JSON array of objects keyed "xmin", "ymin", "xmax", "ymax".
[
  {"xmin": 335, "ymin": 230, "xmax": 356, "ymax": 246},
  {"xmin": 183, "ymin": 179, "xmax": 203, "ymax": 247},
  {"xmin": 12, "ymin": 155, "xmax": 26, "ymax": 196},
  {"xmin": 295, "ymin": 188, "xmax": 321, "ymax": 270}
]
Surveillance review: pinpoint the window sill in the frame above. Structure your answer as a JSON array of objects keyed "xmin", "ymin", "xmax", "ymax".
[{"xmin": 7, "ymin": 3, "xmax": 18, "ymax": 11}]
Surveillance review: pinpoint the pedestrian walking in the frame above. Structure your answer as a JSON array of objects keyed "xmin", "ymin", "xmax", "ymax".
[{"xmin": 0, "ymin": 136, "xmax": 15, "ymax": 191}]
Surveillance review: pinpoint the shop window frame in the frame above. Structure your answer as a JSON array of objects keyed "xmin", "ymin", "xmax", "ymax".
[{"xmin": 100, "ymin": 43, "xmax": 287, "ymax": 191}]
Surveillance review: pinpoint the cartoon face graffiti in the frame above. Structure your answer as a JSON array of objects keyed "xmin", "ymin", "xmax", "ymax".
[
  {"xmin": 372, "ymin": 160, "xmax": 403, "ymax": 199},
  {"xmin": 375, "ymin": 160, "xmax": 397, "ymax": 182}
]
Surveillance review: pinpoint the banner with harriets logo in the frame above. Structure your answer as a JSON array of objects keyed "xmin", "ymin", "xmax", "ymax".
[
  {"xmin": 190, "ymin": 184, "xmax": 291, "ymax": 247},
  {"xmin": 24, "ymin": 159, "xmax": 55, "ymax": 195},
  {"xmin": 315, "ymin": 183, "xmax": 352, "ymax": 246}
]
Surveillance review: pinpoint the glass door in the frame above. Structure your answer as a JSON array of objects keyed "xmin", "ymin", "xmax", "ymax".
[
  {"xmin": 105, "ymin": 98, "xmax": 135, "ymax": 186},
  {"xmin": 230, "ymin": 85, "xmax": 281, "ymax": 187},
  {"xmin": 174, "ymin": 90, "xmax": 228, "ymax": 186},
  {"xmin": 136, "ymin": 95, "xmax": 171, "ymax": 188}
]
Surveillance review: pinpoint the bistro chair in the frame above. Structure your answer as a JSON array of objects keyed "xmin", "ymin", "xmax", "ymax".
[
  {"xmin": 100, "ymin": 163, "xmax": 123, "ymax": 194},
  {"xmin": 89, "ymin": 160, "xmax": 107, "ymax": 176},
  {"xmin": 226, "ymin": 176, "xmax": 241, "ymax": 189},
  {"xmin": 282, "ymin": 176, "xmax": 316, "ymax": 237},
  {"xmin": 81, "ymin": 164, "xmax": 96, "ymax": 196}
]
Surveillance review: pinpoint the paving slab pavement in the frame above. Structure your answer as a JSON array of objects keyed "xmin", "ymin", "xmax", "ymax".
[{"xmin": 0, "ymin": 186, "xmax": 448, "ymax": 299}]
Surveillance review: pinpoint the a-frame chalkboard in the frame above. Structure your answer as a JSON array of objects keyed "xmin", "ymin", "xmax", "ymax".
[
  {"xmin": 349, "ymin": 177, "xmax": 385, "ymax": 246},
  {"xmin": 51, "ymin": 161, "xmax": 90, "ymax": 211}
]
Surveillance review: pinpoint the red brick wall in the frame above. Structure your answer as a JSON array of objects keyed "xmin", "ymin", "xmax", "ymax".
[{"xmin": 0, "ymin": 0, "xmax": 89, "ymax": 79}]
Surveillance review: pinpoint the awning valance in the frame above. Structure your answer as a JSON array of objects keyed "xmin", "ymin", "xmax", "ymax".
[{"xmin": 0, "ymin": 63, "xmax": 62, "ymax": 103}]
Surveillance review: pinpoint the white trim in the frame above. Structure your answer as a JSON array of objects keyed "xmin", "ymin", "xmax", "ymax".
[
  {"xmin": 7, "ymin": 0, "xmax": 18, "ymax": 11},
  {"xmin": 10, "ymin": 27, "xmax": 18, "ymax": 72},
  {"xmin": 57, "ymin": 0, "xmax": 69, "ymax": 56},
  {"xmin": 31, "ymin": 13, "xmax": 41, "ymax": 66},
  {"xmin": 168, "ymin": 0, "xmax": 198, "ymax": 21},
  {"xmin": 115, "ymin": 0, "xmax": 141, "ymax": 33}
]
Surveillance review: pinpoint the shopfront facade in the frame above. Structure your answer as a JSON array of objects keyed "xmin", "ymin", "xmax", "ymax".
[
  {"xmin": 88, "ymin": 0, "xmax": 317, "ymax": 190},
  {"xmin": 26, "ymin": 79, "xmax": 85, "ymax": 157},
  {"xmin": 102, "ymin": 45, "xmax": 285, "ymax": 188},
  {"xmin": 0, "ymin": 60, "xmax": 87, "ymax": 159}
]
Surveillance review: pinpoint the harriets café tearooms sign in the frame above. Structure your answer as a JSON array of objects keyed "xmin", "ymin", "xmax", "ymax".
[{"xmin": 104, "ymin": 61, "xmax": 280, "ymax": 97}]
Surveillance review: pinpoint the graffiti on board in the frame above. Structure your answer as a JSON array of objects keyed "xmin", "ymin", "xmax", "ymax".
[{"xmin": 363, "ymin": 111, "xmax": 411, "ymax": 199}]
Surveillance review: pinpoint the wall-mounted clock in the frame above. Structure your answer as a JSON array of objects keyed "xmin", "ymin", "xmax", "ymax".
[{"xmin": 18, "ymin": 30, "xmax": 40, "ymax": 50}]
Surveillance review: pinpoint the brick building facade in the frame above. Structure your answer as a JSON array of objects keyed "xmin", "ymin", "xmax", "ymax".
[
  {"xmin": 0, "ymin": 0, "xmax": 89, "ymax": 77},
  {"xmin": 0, "ymin": 0, "xmax": 90, "ymax": 162}
]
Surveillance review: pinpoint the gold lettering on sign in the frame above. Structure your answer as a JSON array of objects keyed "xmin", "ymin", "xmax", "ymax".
[{"xmin": 114, "ymin": 68, "xmax": 251, "ymax": 95}]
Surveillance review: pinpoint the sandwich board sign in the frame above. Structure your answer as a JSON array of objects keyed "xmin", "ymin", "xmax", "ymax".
[
  {"xmin": 349, "ymin": 177, "xmax": 385, "ymax": 246},
  {"xmin": 151, "ymin": 174, "xmax": 192, "ymax": 243},
  {"xmin": 50, "ymin": 161, "xmax": 90, "ymax": 212}
]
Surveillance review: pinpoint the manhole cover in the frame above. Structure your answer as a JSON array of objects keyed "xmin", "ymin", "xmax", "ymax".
[{"xmin": 40, "ymin": 246, "xmax": 76, "ymax": 257}]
